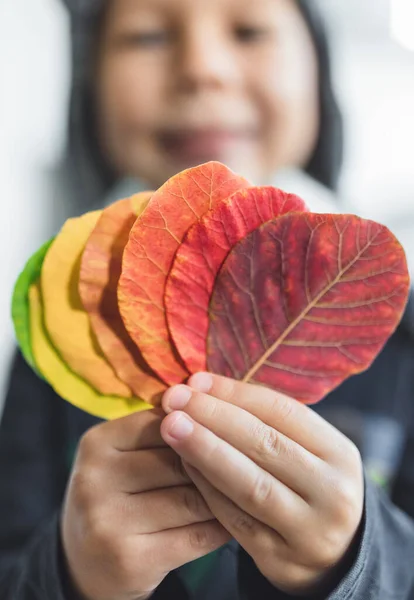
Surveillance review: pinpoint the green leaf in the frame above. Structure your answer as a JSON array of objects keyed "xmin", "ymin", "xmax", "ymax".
[{"xmin": 11, "ymin": 238, "xmax": 55, "ymax": 373}]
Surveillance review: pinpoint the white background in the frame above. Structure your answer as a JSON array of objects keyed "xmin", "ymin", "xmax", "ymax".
[{"xmin": 0, "ymin": 0, "xmax": 413, "ymax": 407}]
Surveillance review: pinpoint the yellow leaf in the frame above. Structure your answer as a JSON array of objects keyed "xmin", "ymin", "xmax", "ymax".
[
  {"xmin": 41, "ymin": 211, "xmax": 131, "ymax": 397},
  {"xmin": 29, "ymin": 282, "xmax": 150, "ymax": 420}
]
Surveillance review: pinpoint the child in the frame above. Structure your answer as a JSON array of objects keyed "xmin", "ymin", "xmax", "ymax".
[{"xmin": 1, "ymin": 1, "xmax": 413, "ymax": 599}]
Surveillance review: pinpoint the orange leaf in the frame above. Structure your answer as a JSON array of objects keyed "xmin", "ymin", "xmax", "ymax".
[
  {"xmin": 118, "ymin": 161, "xmax": 250, "ymax": 384},
  {"xmin": 79, "ymin": 194, "xmax": 165, "ymax": 404}
]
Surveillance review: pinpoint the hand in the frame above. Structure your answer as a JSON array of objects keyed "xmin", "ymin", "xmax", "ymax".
[
  {"xmin": 160, "ymin": 374, "xmax": 364, "ymax": 596},
  {"xmin": 61, "ymin": 408, "xmax": 230, "ymax": 600}
]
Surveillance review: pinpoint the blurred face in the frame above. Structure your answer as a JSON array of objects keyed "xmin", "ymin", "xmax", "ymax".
[{"xmin": 96, "ymin": 0, "xmax": 320, "ymax": 187}]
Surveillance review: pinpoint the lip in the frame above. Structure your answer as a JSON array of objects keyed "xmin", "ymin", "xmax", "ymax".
[{"xmin": 159, "ymin": 128, "xmax": 257, "ymax": 163}]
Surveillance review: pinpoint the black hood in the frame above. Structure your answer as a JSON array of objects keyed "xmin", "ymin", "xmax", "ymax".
[
  {"xmin": 296, "ymin": 1, "xmax": 344, "ymax": 193},
  {"xmin": 402, "ymin": 292, "xmax": 414, "ymax": 338}
]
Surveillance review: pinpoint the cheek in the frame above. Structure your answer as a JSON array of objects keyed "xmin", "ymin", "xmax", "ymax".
[
  {"xmin": 97, "ymin": 58, "xmax": 164, "ymax": 139},
  {"xmin": 251, "ymin": 49, "xmax": 319, "ymax": 169}
]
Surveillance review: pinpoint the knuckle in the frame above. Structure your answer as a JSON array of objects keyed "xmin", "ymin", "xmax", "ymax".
[
  {"xmin": 79, "ymin": 506, "xmax": 116, "ymax": 556},
  {"xmin": 311, "ymin": 480, "xmax": 362, "ymax": 569},
  {"xmin": 261, "ymin": 558, "xmax": 299, "ymax": 588},
  {"xmin": 312, "ymin": 530, "xmax": 343, "ymax": 569},
  {"xmin": 172, "ymin": 455, "xmax": 188, "ymax": 482},
  {"xmin": 202, "ymin": 396, "xmax": 221, "ymax": 421},
  {"xmin": 82, "ymin": 511, "xmax": 138, "ymax": 580},
  {"xmin": 279, "ymin": 564, "xmax": 321, "ymax": 593},
  {"xmin": 218, "ymin": 377, "xmax": 238, "ymax": 402},
  {"xmin": 77, "ymin": 426, "xmax": 101, "ymax": 461},
  {"xmin": 106, "ymin": 538, "xmax": 135, "ymax": 581},
  {"xmin": 88, "ymin": 511, "xmax": 113, "ymax": 548},
  {"xmin": 188, "ymin": 525, "xmax": 214, "ymax": 551},
  {"xmin": 248, "ymin": 473, "xmax": 274, "ymax": 507},
  {"xmin": 182, "ymin": 486, "xmax": 208, "ymax": 518},
  {"xmin": 331, "ymin": 433, "xmax": 361, "ymax": 469},
  {"xmin": 345, "ymin": 439, "xmax": 362, "ymax": 468},
  {"xmin": 327, "ymin": 464, "xmax": 360, "ymax": 507},
  {"xmin": 202, "ymin": 436, "xmax": 222, "ymax": 465},
  {"xmin": 69, "ymin": 469, "xmax": 101, "ymax": 511},
  {"xmin": 271, "ymin": 392, "xmax": 295, "ymax": 423},
  {"xmin": 331, "ymin": 475, "xmax": 361, "ymax": 525},
  {"xmin": 231, "ymin": 511, "xmax": 258, "ymax": 536},
  {"xmin": 111, "ymin": 540, "xmax": 130, "ymax": 572},
  {"xmin": 255, "ymin": 425, "xmax": 283, "ymax": 460}
]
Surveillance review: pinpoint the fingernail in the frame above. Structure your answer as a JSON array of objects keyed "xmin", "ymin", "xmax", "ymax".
[
  {"xmin": 168, "ymin": 414, "xmax": 194, "ymax": 439},
  {"xmin": 163, "ymin": 385, "xmax": 192, "ymax": 412},
  {"xmin": 189, "ymin": 372, "xmax": 213, "ymax": 393}
]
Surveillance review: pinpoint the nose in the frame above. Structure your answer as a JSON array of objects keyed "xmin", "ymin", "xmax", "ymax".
[{"xmin": 175, "ymin": 21, "xmax": 240, "ymax": 93}]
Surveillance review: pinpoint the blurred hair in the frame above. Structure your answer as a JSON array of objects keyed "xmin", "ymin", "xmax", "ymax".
[
  {"xmin": 61, "ymin": 0, "xmax": 344, "ymax": 212},
  {"xmin": 297, "ymin": 1, "xmax": 344, "ymax": 192}
]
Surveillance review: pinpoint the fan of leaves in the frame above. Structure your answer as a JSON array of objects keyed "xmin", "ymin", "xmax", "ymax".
[{"xmin": 11, "ymin": 162, "xmax": 410, "ymax": 419}]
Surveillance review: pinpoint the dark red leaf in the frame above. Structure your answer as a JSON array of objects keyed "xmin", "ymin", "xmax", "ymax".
[{"xmin": 207, "ymin": 213, "xmax": 410, "ymax": 403}]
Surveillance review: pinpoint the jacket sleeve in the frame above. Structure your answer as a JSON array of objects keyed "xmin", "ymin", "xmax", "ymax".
[
  {"xmin": 0, "ymin": 353, "xmax": 75, "ymax": 599},
  {"xmin": 393, "ymin": 434, "xmax": 414, "ymax": 519},
  {"xmin": 326, "ymin": 478, "xmax": 414, "ymax": 599},
  {"xmin": 239, "ymin": 476, "xmax": 414, "ymax": 600}
]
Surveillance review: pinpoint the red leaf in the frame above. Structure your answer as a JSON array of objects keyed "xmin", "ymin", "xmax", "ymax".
[
  {"xmin": 118, "ymin": 162, "xmax": 250, "ymax": 385},
  {"xmin": 207, "ymin": 213, "xmax": 410, "ymax": 404},
  {"xmin": 165, "ymin": 187, "xmax": 307, "ymax": 373},
  {"xmin": 79, "ymin": 194, "xmax": 166, "ymax": 404}
]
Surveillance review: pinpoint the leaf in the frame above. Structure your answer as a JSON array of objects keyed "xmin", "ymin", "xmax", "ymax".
[
  {"xmin": 118, "ymin": 161, "xmax": 250, "ymax": 385},
  {"xmin": 29, "ymin": 283, "xmax": 150, "ymax": 420},
  {"xmin": 165, "ymin": 187, "xmax": 307, "ymax": 373},
  {"xmin": 11, "ymin": 238, "xmax": 54, "ymax": 374},
  {"xmin": 207, "ymin": 213, "xmax": 410, "ymax": 404},
  {"xmin": 79, "ymin": 194, "xmax": 165, "ymax": 404},
  {"xmin": 41, "ymin": 211, "xmax": 131, "ymax": 397}
]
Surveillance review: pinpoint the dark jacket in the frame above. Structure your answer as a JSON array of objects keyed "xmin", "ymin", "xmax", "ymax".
[{"xmin": 1, "ymin": 302, "xmax": 414, "ymax": 600}]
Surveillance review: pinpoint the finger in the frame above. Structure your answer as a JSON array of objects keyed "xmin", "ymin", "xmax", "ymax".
[
  {"xmin": 162, "ymin": 386, "xmax": 321, "ymax": 500},
  {"xmin": 97, "ymin": 408, "xmax": 167, "ymax": 451},
  {"xmin": 110, "ymin": 448, "xmax": 191, "ymax": 493},
  {"xmin": 183, "ymin": 462, "xmax": 285, "ymax": 561},
  {"xmin": 183, "ymin": 463, "xmax": 320, "ymax": 593},
  {"xmin": 187, "ymin": 373, "xmax": 346, "ymax": 459},
  {"xmin": 160, "ymin": 412, "xmax": 308, "ymax": 540},
  {"xmin": 142, "ymin": 520, "xmax": 231, "ymax": 575},
  {"xmin": 124, "ymin": 485, "xmax": 214, "ymax": 534}
]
